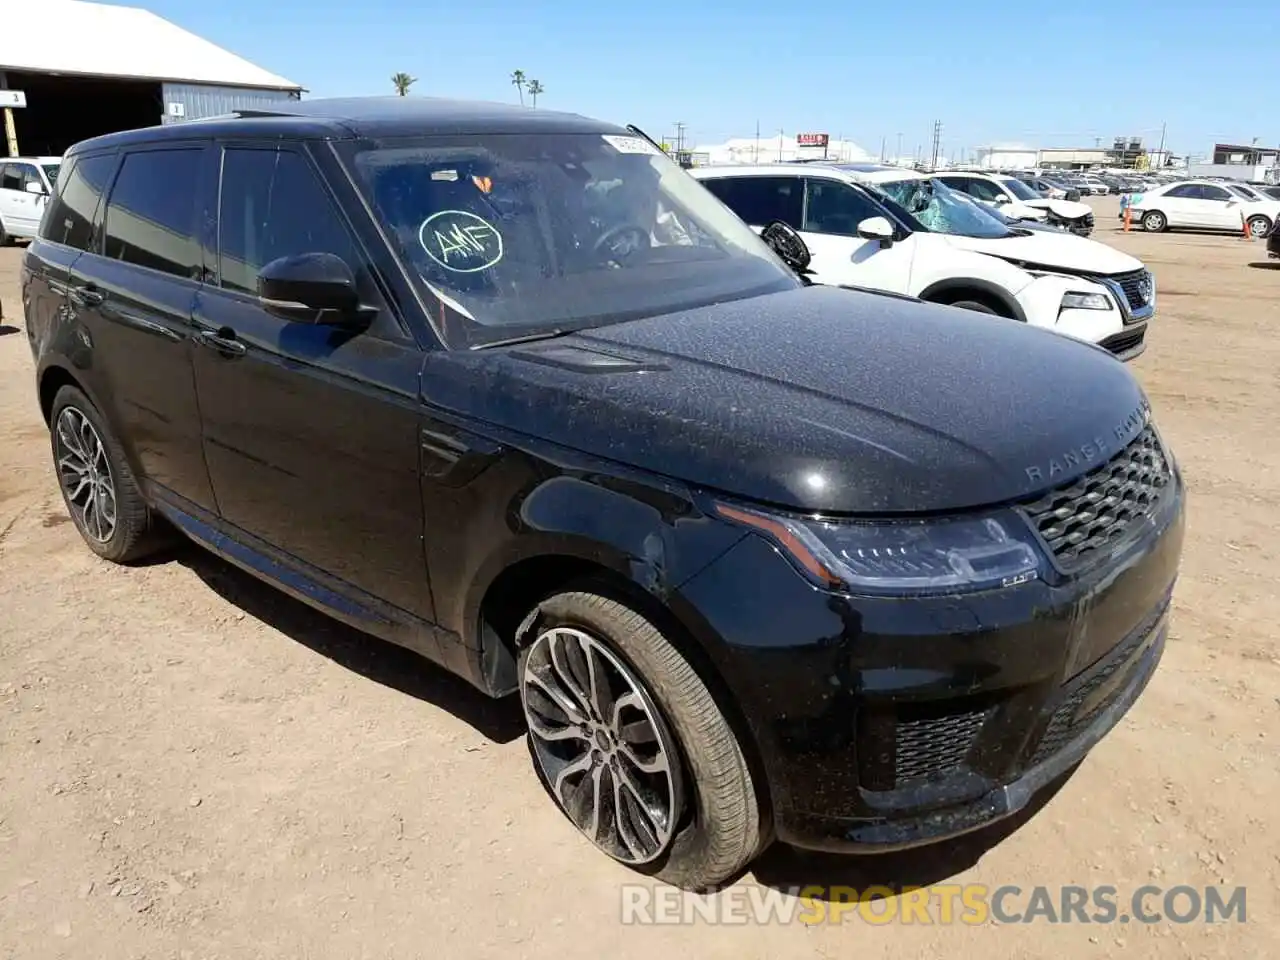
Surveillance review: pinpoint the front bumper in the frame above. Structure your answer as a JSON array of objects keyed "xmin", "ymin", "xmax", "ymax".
[{"xmin": 675, "ymin": 471, "xmax": 1184, "ymax": 854}]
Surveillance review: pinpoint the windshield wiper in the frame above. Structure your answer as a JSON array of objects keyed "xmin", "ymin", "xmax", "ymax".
[{"xmin": 470, "ymin": 328, "xmax": 572, "ymax": 350}]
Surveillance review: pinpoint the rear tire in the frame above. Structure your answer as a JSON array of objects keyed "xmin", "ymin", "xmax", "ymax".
[
  {"xmin": 49, "ymin": 385, "xmax": 166, "ymax": 563},
  {"xmin": 518, "ymin": 590, "xmax": 762, "ymax": 890},
  {"xmin": 0, "ymin": 218, "xmax": 9, "ymax": 246},
  {"xmin": 1142, "ymin": 211, "xmax": 1167, "ymax": 233}
]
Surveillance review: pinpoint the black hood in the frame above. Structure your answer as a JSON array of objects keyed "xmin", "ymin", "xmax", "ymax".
[{"xmin": 420, "ymin": 285, "xmax": 1149, "ymax": 514}]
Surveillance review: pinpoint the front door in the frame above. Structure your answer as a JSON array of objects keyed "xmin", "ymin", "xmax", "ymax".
[
  {"xmin": 191, "ymin": 143, "xmax": 433, "ymax": 620},
  {"xmin": 799, "ymin": 177, "xmax": 915, "ymax": 293},
  {"xmin": 0, "ymin": 162, "xmax": 47, "ymax": 237}
]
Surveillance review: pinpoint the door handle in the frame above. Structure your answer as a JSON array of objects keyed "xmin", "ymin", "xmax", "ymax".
[
  {"xmin": 194, "ymin": 326, "xmax": 247, "ymax": 358},
  {"xmin": 69, "ymin": 284, "xmax": 105, "ymax": 308}
]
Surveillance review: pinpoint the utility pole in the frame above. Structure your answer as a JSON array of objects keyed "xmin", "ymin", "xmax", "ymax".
[
  {"xmin": 1156, "ymin": 121, "xmax": 1167, "ymax": 169},
  {"xmin": 929, "ymin": 120, "xmax": 942, "ymax": 172},
  {"xmin": 754, "ymin": 120, "xmax": 760, "ymax": 164},
  {"xmin": 778, "ymin": 128, "xmax": 784, "ymax": 162},
  {"xmin": 673, "ymin": 122, "xmax": 686, "ymax": 155},
  {"xmin": 880, "ymin": 135, "xmax": 886, "ymax": 162}
]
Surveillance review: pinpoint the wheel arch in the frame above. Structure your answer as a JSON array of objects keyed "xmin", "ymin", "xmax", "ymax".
[
  {"xmin": 475, "ymin": 550, "xmax": 776, "ymax": 831},
  {"xmin": 917, "ymin": 278, "xmax": 1026, "ymax": 321}
]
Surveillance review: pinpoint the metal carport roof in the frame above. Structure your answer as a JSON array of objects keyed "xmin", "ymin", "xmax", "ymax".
[{"xmin": 0, "ymin": 0, "xmax": 301, "ymax": 91}]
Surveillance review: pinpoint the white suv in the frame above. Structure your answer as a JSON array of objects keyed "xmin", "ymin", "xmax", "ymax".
[
  {"xmin": 0, "ymin": 157, "xmax": 60, "ymax": 244},
  {"xmin": 690, "ymin": 163, "xmax": 1154, "ymax": 360},
  {"xmin": 934, "ymin": 171, "xmax": 1095, "ymax": 235}
]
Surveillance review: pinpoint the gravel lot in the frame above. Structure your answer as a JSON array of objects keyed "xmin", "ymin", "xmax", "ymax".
[{"xmin": 1, "ymin": 198, "xmax": 1276, "ymax": 958}]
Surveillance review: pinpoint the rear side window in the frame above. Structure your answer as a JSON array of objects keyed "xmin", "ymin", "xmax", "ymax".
[
  {"xmin": 701, "ymin": 176, "xmax": 803, "ymax": 228},
  {"xmin": 39, "ymin": 153, "xmax": 115, "ymax": 250},
  {"xmin": 218, "ymin": 148, "xmax": 360, "ymax": 295},
  {"xmin": 102, "ymin": 149, "xmax": 204, "ymax": 279}
]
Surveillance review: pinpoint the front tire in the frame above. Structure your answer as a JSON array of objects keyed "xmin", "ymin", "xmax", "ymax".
[
  {"xmin": 518, "ymin": 590, "xmax": 762, "ymax": 890},
  {"xmin": 1246, "ymin": 215, "xmax": 1271, "ymax": 239},
  {"xmin": 948, "ymin": 299, "xmax": 999, "ymax": 315},
  {"xmin": 49, "ymin": 385, "xmax": 165, "ymax": 563},
  {"xmin": 1142, "ymin": 210, "xmax": 1167, "ymax": 232}
]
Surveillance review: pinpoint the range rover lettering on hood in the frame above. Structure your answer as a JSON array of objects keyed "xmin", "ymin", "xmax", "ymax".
[{"xmin": 1023, "ymin": 402, "xmax": 1150, "ymax": 484}]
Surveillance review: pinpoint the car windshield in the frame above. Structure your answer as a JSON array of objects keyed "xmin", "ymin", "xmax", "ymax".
[
  {"xmin": 1000, "ymin": 177, "xmax": 1042, "ymax": 201},
  {"xmin": 339, "ymin": 132, "xmax": 796, "ymax": 348},
  {"xmin": 41, "ymin": 163, "xmax": 61, "ymax": 186},
  {"xmin": 872, "ymin": 177, "xmax": 1014, "ymax": 239}
]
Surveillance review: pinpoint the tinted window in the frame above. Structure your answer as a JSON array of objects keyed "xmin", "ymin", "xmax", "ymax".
[
  {"xmin": 218, "ymin": 148, "xmax": 361, "ymax": 295},
  {"xmin": 1, "ymin": 163, "xmax": 37, "ymax": 191},
  {"xmin": 1200, "ymin": 185, "xmax": 1231, "ymax": 202},
  {"xmin": 39, "ymin": 153, "xmax": 115, "ymax": 250},
  {"xmin": 1164, "ymin": 184, "xmax": 1201, "ymax": 199},
  {"xmin": 936, "ymin": 175, "xmax": 973, "ymax": 194},
  {"xmin": 803, "ymin": 179, "xmax": 882, "ymax": 235},
  {"xmin": 102, "ymin": 149, "xmax": 203, "ymax": 278},
  {"xmin": 964, "ymin": 178, "xmax": 1008, "ymax": 203},
  {"xmin": 700, "ymin": 176, "xmax": 803, "ymax": 228}
]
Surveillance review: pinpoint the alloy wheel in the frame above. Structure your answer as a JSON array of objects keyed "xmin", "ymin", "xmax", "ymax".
[
  {"xmin": 521, "ymin": 625, "xmax": 684, "ymax": 865},
  {"xmin": 1248, "ymin": 218, "xmax": 1270, "ymax": 239},
  {"xmin": 54, "ymin": 407, "xmax": 117, "ymax": 543}
]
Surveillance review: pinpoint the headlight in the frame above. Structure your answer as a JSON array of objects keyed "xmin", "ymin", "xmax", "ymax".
[
  {"xmin": 1060, "ymin": 290, "xmax": 1112, "ymax": 311},
  {"xmin": 714, "ymin": 504, "xmax": 1042, "ymax": 596}
]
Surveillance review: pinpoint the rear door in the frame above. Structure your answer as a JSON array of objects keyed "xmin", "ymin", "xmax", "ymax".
[{"xmin": 64, "ymin": 143, "xmax": 219, "ymax": 512}]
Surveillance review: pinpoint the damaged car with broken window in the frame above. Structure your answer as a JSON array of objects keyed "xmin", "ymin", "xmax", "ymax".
[{"xmin": 23, "ymin": 97, "xmax": 1185, "ymax": 890}]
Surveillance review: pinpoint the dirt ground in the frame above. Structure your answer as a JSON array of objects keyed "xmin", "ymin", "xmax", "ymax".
[{"xmin": 1, "ymin": 197, "xmax": 1276, "ymax": 959}]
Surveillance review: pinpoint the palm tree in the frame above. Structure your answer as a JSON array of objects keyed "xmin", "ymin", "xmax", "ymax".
[
  {"xmin": 391, "ymin": 72, "xmax": 416, "ymax": 97},
  {"xmin": 527, "ymin": 79, "xmax": 544, "ymax": 107},
  {"xmin": 510, "ymin": 69, "xmax": 526, "ymax": 105}
]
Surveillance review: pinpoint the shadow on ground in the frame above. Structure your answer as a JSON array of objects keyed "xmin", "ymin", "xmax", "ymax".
[
  {"xmin": 0, "ymin": 324, "xmax": 22, "ymax": 336},
  {"xmin": 168, "ymin": 541, "xmax": 526, "ymax": 744},
  {"xmin": 749, "ymin": 764, "xmax": 1078, "ymax": 897},
  {"xmin": 1247, "ymin": 261, "xmax": 1280, "ymax": 271}
]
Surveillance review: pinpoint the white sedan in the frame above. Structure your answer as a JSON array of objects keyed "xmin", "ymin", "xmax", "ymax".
[{"xmin": 1127, "ymin": 180, "xmax": 1278, "ymax": 238}]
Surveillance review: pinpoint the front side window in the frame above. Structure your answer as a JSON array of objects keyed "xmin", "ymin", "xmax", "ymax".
[
  {"xmin": 1, "ymin": 164, "xmax": 37, "ymax": 191},
  {"xmin": 1164, "ymin": 184, "xmax": 1200, "ymax": 199},
  {"xmin": 103, "ymin": 149, "xmax": 203, "ymax": 279},
  {"xmin": 873, "ymin": 178, "xmax": 1014, "ymax": 239},
  {"xmin": 1200, "ymin": 185, "xmax": 1231, "ymax": 202},
  {"xmin": 218, "ymin": 148, "xmax": 362, "ymax": 295},
  {"xmin": 340, "ymin": 134, "xmax": 797, "ymax": 347},
  {"xmin": 802, "ymin": 179, "xmax": 882, "ymax": 235},
  {"xmin": 39, "ymin": 153, "xmax": 115, "ymax": 250},
  {"xmin": 964, "ymin": 178, "xmax": 1009, "ymax": 203},
  {"xmin": 1000, "ymin": 177, "xmax": 1041, "ymax": 202}
]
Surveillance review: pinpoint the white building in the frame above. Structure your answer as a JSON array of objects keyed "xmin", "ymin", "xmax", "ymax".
[
  {"xmin": 973, "ymin": 144, "xmax": 1038, "ymax": 169},
  {"xmin": 691, "ymin": 134, "xmax": 873, "ymax": 166}
]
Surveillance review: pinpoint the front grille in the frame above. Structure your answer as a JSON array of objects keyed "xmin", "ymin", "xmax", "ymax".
[
  {"xmin": 1029, "ymin": 600, "xmax": 1167, "ymax": 767},
  {"xmin": 1098, "ymin": 326, "xmax": 1146, "ymax": 357},
  {"xmin": 1110, "ymin": 269, "xmax": 1151, "ymax": 312},
  {"xmin": 1021, "ymin": 426, "xmax": 1171, "ymax": 570},
  {"xmin": 893, "ymin": 707, "xmax": 990, "ymax": 786}
]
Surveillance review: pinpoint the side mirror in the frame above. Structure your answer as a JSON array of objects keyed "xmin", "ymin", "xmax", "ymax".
[
  {"xmin": 24, "ymin": 181, "xmax": 46, "ymax": 196},
  {"xmin": 856, "ymin": 216, "xmax": 895, "ymax": 247},
  {"xmin": 760, "ymin": 220, "xmax": 812, "ymax": 274},
  {"xmin": 257, "ymin": 253, "xmax": 371, "ymax": 325}
]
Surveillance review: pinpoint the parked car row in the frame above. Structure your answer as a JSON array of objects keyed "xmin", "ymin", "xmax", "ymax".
[
  {"xmin": 18, "ymin": 98, "xmax": 1184, "ymax": 891},
  {"xmin": 691, "ymin": 162, "xmax": 1152, "ymax": 359}
]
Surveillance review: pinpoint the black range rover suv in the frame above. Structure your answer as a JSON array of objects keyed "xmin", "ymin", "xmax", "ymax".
[{"xmin": 22, "ymin": 98, "xmax": 1185, "ymax": 889}]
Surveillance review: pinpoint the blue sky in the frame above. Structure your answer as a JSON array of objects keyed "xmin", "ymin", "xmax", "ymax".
[{"xmin": 145, "ymin": 0, "xmax": 1274, "ymax": 160}]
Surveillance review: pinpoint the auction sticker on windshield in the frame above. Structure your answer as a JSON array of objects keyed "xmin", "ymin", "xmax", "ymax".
[
  {"xmin": 602, "ymin": 134, "xmax": 661, "ymax": 155},
  {"xmin": 419, "ymin": 210, "xmax": 504, "ymax": 273}
]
